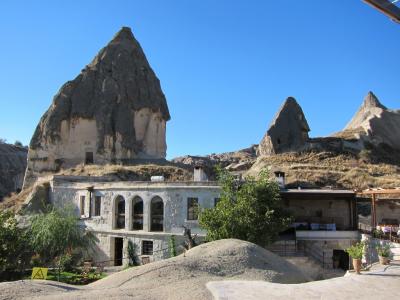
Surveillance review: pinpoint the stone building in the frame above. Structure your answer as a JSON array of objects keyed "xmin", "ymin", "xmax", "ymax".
[
  {"xmin": 45, "ymin": 169, "xmax": 360, "ymax": 268},
  {"xmin": 49, "ymin": 172, "xmax": 220, "ymax": 266},
  {"xmin": 24, "ymin": 27, "xmax": 170, "ymax": 188}
]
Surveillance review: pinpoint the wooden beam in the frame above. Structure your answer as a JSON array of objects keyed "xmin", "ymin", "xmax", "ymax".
[
  {"xmin": 364, "ymin": 0, "xmax": 400, "ymax": 23},
  {"xmin": 358, "ymin": 188, "xmax": 400, "ymax": 195}
]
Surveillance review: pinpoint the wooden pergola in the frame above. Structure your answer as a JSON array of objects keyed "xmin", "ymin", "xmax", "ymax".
[
  {"xmin": 357, "ymin": 188, "xmax": 400, "ymax": 228},
  {"xmin": 363, "ymin": 0, "xmax": 400, "ymax": 23}
]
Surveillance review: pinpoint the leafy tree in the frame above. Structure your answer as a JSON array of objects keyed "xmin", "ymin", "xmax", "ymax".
[
  {"xmin": 199, "ymin": 167, "xmax": 292, "ymax": 246},
  {"xmin": 0, "ymin": 211, "xmax": 32, "ymax": 281},
  {"xmin": 13, "ymin": 140, "xmax": 23, "ymax": 147},
  {"xmin": 29, "ymin": 207, "xmax": 97, "ymax": 269}
]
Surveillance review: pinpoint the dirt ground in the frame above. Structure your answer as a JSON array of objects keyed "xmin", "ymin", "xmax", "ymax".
[
  {"xmin": 0, "ymin": 239, "xmax": 308, "ymax": 300},
  {"xmin": 207, "ymin": 261, "xmax": 400, "ymax": 299}
]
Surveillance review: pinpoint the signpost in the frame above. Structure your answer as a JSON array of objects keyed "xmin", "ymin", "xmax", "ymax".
[{"xmin": 31, "ymin": 268, "xmax": 48, "ymax": 280}]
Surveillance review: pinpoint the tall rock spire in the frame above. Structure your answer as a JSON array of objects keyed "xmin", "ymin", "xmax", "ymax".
[
  {"xmin": 344, "ymin": 91, "xmax": 386, "ymax": 131},
  {"xmin": 343, "ymin": 91, "xmax": 400, "ymax": 150},
  {"xmin": 25, "ymin": 27, "xmax": 170, "ymax": 187},
  {"xmin": 258, "ymin": 97, "xmax": 310, "ymax": 156}
]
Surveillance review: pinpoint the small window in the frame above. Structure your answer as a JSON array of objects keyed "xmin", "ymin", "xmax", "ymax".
[
  {"xmin": 187, "ymin": 197, "xmax": 199, "ymax": 220},
  {"xmin": 94, "ymin": 196, "xmax": 101, "ymax": 216},
  {"xmin": 214, "ymin": 198, "xmax": 221, "ymax": 207},
  {"xmin": 80, "ymin": 195, "xmax": 85, "ymax": 216},
  {"xmin": 142, "ymin": 240, "xmax": 153, "ymax": 255},
  {"xmin": 85, "ymin": 152, "xmax": 94, "ymax": 164}
]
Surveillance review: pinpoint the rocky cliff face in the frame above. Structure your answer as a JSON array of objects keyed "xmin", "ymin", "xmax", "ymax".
[
  {"xmin": 258, "ymin": 97, "xmax": 310, "ymax": 156},
  {"xmin": 25, "ymin": 27, "xmax": 170, "ymax": 187},
  {"xmin": 342, "ymin": 91, "xmax": 400, "ymax": 150},
  {"xmin": 173, "ymin": 92, "xmax": 400, "ymax": 190},
  {"xmin": 0, "ymin": 143, "xmax": 27, "ymax": 200}
]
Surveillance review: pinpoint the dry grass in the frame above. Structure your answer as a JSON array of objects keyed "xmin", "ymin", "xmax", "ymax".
[
  {"xmin": 56, "ymin": 163, "xmax": 193, "ymax": 181},
  {"xmin": 0, "ymin": 185, "xmax": 34, "ymax": 212},
  {"xmin": 247, "ymin": 151, "xmax": 400, "ymax": 189}
]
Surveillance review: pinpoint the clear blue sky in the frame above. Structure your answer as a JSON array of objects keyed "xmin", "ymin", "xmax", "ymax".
[{"xmin": 0, "ymin": 1, "xmax": 399, "ymax": 159}]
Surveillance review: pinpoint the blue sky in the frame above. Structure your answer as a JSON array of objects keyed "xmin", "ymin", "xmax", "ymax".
[{"xmin": 0, "ymin": 1, "xmax": 398, "ymax": 159}]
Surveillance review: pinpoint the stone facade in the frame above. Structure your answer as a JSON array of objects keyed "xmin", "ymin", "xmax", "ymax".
[{"xmin": 49, "ymin": 176, "xmax": 220, "ymax": 266}]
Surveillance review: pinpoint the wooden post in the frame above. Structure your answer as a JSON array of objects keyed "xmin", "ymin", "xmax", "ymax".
[{"xmin": 372, "ymin": 193, "xmax": 377, "ymax": 229}]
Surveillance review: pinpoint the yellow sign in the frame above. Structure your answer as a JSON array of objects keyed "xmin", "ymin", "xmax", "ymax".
[{"xmin": 31, "ymin": 267, "xmax": 48, "ymax": 280}]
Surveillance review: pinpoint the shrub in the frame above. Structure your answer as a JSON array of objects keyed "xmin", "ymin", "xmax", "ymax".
[
  {"xmin": 127, "ymin": 240, "xmax": 138, "ymax": 266},
  {"xmin": 169, "ymin": 235, "xmax": 177, "ymax": 257},
  {"xmin": 0, "ymin": 211, "xmax": 32, "ymax": 281},
  {"xmin": 376, "ymin": 244, "xmax": 391, "ymax": 258}
]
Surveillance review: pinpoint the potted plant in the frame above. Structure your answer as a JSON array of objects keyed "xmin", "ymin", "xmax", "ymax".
[
  {"xmin": 376, "ymin": 244, "xmax": 391, "ymax": 265},
  {"xmin": 345, "ymin": 242, "xmax": 364, "ymax": 274}
]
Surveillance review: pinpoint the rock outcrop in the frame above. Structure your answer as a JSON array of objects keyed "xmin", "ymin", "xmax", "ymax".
[
  {"xmin": 0, "ymin": 143, "xmax": 27, "ymax": 200},
  {"xmin": 342, "ymin": 91, "xmax": 400, "ymax": 150},
  {"xmin": 25, "ymin": 27, "xmax": 170, "ymax": 187},
  {"xmin": 258, "ymin": 97, "xmax": 310, "ymax": 156}
]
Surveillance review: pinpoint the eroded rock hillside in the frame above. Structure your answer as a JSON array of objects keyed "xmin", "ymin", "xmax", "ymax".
[
  {"xmin": 0, "ymin": 143, "xmax": 27, "ymax": 200},
  {"xmin": 174, "ymin": 92, "xmax": 400, "ymax": 190}
]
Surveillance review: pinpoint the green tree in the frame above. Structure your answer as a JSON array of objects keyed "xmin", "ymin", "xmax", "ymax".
[
  {"xmin": 14, "ymin": 140, "xmax": 23, "ymax": 147},
  {"xmin": 29, "ymin": 207, "xmax": 97, "ymax": 275},
  {"xmin": 199, "ymin": 167, "xmax": 292, "ymax": 246},
  {"xmin": 0, "ymin": 211, "xmax": 32, "ymax": 281}
]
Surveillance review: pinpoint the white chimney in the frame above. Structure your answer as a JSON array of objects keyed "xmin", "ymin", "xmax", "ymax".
[
  {"xmin": 274, "ymin": 171, "xmax": 285, "ymax": 189},
  {"xmin": 194, "ymin": 166, "xmax": 208, "ymax": 182},
  {"xmin": 151, "ymin": 176, "xmax": 165, "ymax": 182}
]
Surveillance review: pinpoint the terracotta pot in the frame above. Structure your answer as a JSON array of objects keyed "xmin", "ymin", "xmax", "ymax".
[
  {"xmin": 352, "ymin": 258, "xmax": 362, "ymax": 274},
  {"xmin": 378, "ymin": 256, "xmax": 390, "ymax": 265}
]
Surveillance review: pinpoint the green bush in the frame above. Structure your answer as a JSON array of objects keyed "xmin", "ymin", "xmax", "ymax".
[
  {"xmin": 0, "ymin": 211, "xmax": 32, "ymax": 281},
  {"xmin": 169, "ymin": 235, "xmax": 177, "ymax": 257},
  {"xmin": 376, "ymin": 244, "xmax": 391, "ymax": 258},
  {"xmin": 127, "ymin": 240, "xmax": 138, "ymax": 266}
]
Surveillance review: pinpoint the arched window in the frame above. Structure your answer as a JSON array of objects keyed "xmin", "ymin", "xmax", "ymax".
[
  {"xmin": 115, "ymin": 195, "xmax": 125, "ymax": 229},
  {"xmin": 132, "ymin": 196, "xmax": 143, "ymax": 230},
  {"xmin": 150, "ymin": 196, "xmax": 164, "ymax": 232}
]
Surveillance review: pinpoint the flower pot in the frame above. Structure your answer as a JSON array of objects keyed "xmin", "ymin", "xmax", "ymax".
[
  {"xmin": 352, "ymin": 258, "xmax": 362, "ymax": 274},
  {"xmin": 378, "ymin": 256, "xmax": 390, "ymax": 265}
]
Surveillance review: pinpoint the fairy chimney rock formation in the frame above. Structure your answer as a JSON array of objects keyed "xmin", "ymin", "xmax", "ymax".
[
  {"xmin": 343, "ymin": 91, "xmax": 400, "ymax": 149},
  {"xmin": 24, "ymin": 27, "xmax": 170, "ymax": 187},
  {"xmin": 258, "ymin": 97, "xmax": 310, "ymax": 156}
]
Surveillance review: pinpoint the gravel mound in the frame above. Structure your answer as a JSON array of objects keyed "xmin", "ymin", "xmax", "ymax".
[{"xmin": 0, "ymin": 239, "xmax": 309, "ymax": 300}]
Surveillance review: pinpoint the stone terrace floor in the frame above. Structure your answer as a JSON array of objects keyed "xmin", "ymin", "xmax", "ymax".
[{"xmin": 207, "ymin": 261, "xmax": 400, "ymax": 300}]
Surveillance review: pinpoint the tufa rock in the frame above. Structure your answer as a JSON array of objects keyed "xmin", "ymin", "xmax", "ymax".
[
  {"xmin": 24, "ymin": 27, "xmax": 170, "ymax": 187},
  {"xmin": 258, "ymin": 97, "xmax": 310, "ymax": 156},
  {"xmin": 0, "ymin": 143, "xmax": 27, "ymax": 200},
  {"xmin": 343, "ymin": 91, "xmax": 400, "ymax": 150}
]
